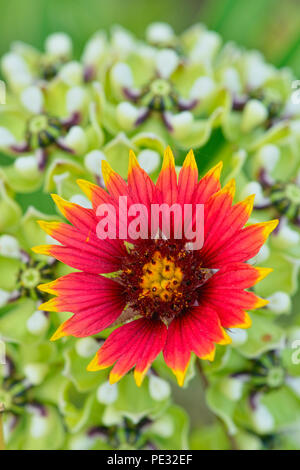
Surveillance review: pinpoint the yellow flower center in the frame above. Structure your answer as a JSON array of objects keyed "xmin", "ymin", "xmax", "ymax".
[{"xmin": 140, "ymin": 251, "xmax": 183, "ymax": 302}]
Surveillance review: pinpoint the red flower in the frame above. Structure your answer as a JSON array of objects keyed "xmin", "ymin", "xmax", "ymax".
[{"xmin": 33, "ymin": 147, "xmax": 277, "ymax": 386}]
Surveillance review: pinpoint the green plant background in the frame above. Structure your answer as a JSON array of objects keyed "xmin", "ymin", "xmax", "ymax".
[{"xmin": 0, "ymin": 0, "xmax": 299, "ymax": 75}]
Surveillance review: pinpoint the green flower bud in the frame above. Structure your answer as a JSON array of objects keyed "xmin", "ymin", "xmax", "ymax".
[
  {"xmin": 14, "ymin": 155, "xmax": 39, "ymax": 179},
  {"xmin": 266, "ymin": 291, "xmax": 291, "ymax": 314},
  {"xmin": 75, "ymin": 337, "xmax": 99, "ymax": 358},
  {"xmin": 137, "ymin": 149, "xmax": 161, "ymax": 174},
  {"xmin": 26, "ymin": 310, "xmax": 49, "ymax": 335},
  {"xmin": 149, "ymin": 375, "xmax": 171, "ymax": 401},
  {"xmin": 20, "ymin": 85, "xmax": 44, "ymax": 114},
  {"xmin": 24, "ymin": 363, "xmax": 49, "ymax": 385},
  {"xmin": 220, "ymin": 377, "xmax": 244, "ymax": 401},
  {"xmin": 97, "ymin": 381, "xmax": 118, "ymax": 405},
  {"xmin": 241, "ymin": 99, "xmax": 268, "ymax": 133},
  {"xmin": 59, "ymin": 61, "xmax": 83, "ymax": 86},
  {"xmin": 251, "ymin": 402, "xmax": 274, "ymax": 434},
  {"xmin": 63, "ymin": 126, "xmax": 88, "ymax": 154},
  {"xmin": 84, "ymin": 150, "xmax": 106, "ymax": 177},
  {"xmin": 272, "ymin": 225, "xmax": 300, "ymax": 249}
]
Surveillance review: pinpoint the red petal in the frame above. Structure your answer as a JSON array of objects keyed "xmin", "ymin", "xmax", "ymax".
[
  {"xmin": 88, "ymin": 318, "xmax": 167, "ymax": 386},
  {"xmin": 177, "ymin": 150, "xmax": 198, "ymax": 205},
  {"xmin": 163, "ymin": 306, "xmax": 230, "ymax": 385},
  {"xmin": 207, "ymin": 220, "xmax": 278, "ymax": 266},
  {"xmin": 156, "ymin": 146, "xmax": 178, "ymax": 205},
  {"xmin": 39, "ymin": 273, "xmax": 126, "ymax": 339},
  {"xmin": 192, "ymin": 161, "xmax": 222, "ymax": 204},
  {"xmin": 33, "ymin": 221, "xmax": 124, "ymax": 274}
]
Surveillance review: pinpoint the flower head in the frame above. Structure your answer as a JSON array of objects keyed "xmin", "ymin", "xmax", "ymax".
[{"xmin": 33, "ymin": 147, "xmax": 277, "ymax": 386}]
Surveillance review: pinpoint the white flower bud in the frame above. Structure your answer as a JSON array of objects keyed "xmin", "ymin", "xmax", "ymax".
[
  {"xmin": 190, "ymin": 31, "xmax": 221, "ymax": 64},
  {"xmin": 59, "ymin": 61, "xmax": 82, "ymax": 86},
  {"xmin": 84, "ymin": 149, "xmax": 106, "ymax": 176},
  {"xmin": 272, "ymin": 225, "xmax": 300, "ymax": 249},
  {"xmin": 283, "ymin": 98, "xmax": 300, "ymax": 118},
  {"xmin": 241, "ymin": 99, "xmax": 268, "ymax": 133},
  {"xmin": 221, "ymin": 377, "xmax": 244, "ymax": 401},
  {"xmin": 111, "ymin": 27, "xmax": 134, "ymax": 55},
  {"xmin": 0, "ymin": 127, "xmax": 16, "ymax": 147},
  {"xmin": 251, "ymin": 403, "xmax": 274, "ymax": 434},
  {"xmin": 149, "ymin": 375, "xmax": 171, "ymax": 401},
  {"xmin": 151, "ymin": 416, "xmax": 174, "ymax": 438},
  {"xmin": 165, "ymin": 111, "xmax": 193, "ymax": 139},
  {"xmin": 116, "ymin": 102, "xmax": 140, "ymax": 130},
  {"xmin": 63, "ymin": 126, "xmax": 88, "ymax": 154},
  {"xmin": 26, "ymin": 310, "xmax": 49, "ymax": 335},
  {"xmin": 45, "ymin": 33, "xmax": 72, "ymax": 57},
  {"xmin": 70, "ymin": 435, "xmax": 94, "ymax": 450},
  {"xmin": 14, "ymin": 155, "xmax": 39, "ymax": 179},
  {"xmin": 249, "ymin": 244, "xmax": 270, "ymax": 264},
  {"xmin": 189, "ymin": 76, "xmax": 216, "ymax": 100},
  {"xmin": 20, "ymin": 86, "xmax": 44, "ymax": 114},
  {"xmin": 228, "ymin": 328, "xmax": 248, "ymax": 346},
  {"xmin": 66, "ymin": 86, "xmax": 88, "ymax": 114},
  {"xmin": 240, "ymin": 181, "xmax": 267, "ymax": 206},
  {"xmin": 0, "ymin": 234, "xmax": 20, "ymax": 258},
  {"xmin": 75, "ymin": 337, "xmax": 99, "ymax": 358},
  {"xmin": 221, "ymin": 67, "xmax": 242, "ymax": 94},
  {"xmin": 245, "ymin": 53, "xmax": 273, "ymax": 89},
  {"xmin": 70, "ymin": 194, "xmax": 92, "ymax": 209},
  {"xmin": 1, "ymin": 52, "xmax": 31, "ymax": 88},
  {"xmin": 82, "ymin": 33, "xmax": 106, "ymax": 65},
  {"xmin": 146, "ymin": 23, "xmax": 174, "ymax": 45},
  {"xmin": 24, "ymin": 363, "xmax": 48, "ymax": 385},
  {"xmin": 155, "ymin": 49, "xmax": 179, "ymax": 79},
  {"xmin": 286, "ymin": 377, "xmax": 300, "ymax": 397},
  {"xmin": 0, "ymin": 289, "xmax": 10, "ymax": 307},
  {"xmin": 266, "ymin": 291, "xmax": 291, "ymax": 314},
  {"xmin": 97, "ymin": 381, "xmax": 118, "ymax": 405},
  {"xmin": 138, "ymin": 149, "xmax": 161, "ymax": 174},
  {"xmin": 30, "ymin": 414, "xmax": 49, "ymax": 439},
  {"xmin": 111, "ymin": 62, "xmax": 134, "ymax": 89},
  {"xmin": 256, "ymin": 144, "xmax": 280, "ymax": 172}
]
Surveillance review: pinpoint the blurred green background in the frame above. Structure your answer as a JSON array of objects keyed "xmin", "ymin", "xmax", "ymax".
[{"xmin": 0, "ymin": 0, "xmax": 299, "ymax": 74}]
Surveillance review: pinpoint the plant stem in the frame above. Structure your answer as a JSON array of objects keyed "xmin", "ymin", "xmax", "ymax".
[
  {"xmin": 196, "ymin": 359, "xmax": 238, "ymax": 450},
  {"xmin": 0, "ymin": 403, "xmax": 5, "ymax": 451}
]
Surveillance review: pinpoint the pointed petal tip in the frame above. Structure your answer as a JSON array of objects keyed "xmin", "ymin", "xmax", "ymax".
[
  {"xmin": 201, "ymin": 347, "xmax": 216, "ymax": 362},
  {"xmin": 263, "ymin": 219, "xmax": 279, "ymax": 237},
  {"xmin": 183, "ymin": 149, "xmax": 197, "ymax": 169},
  {"xmin": 255, "ymin": 267, "xmax": 273, "ymax": 283},
  {"xmin": 31, "ymin": 244, "xmax": 52, "ymax": 256},
  {"xmin": 162, "ymin": 146, "xmax": 175, "ymax": 170},
  {"xmin": 128, "ymin": 149, "xmax": 139, "ymax": 173},
  {"xmin": 50, "ymin": 323, "xmax": 67, "ymax": 341},
  {"xmin": 109, "ymin": 372, "xmax": 122, "ymax": 385},
  {"xmin": 87, "ymin": 354, "xmax": 101, "ymax": 371},
  {"xmin": 134, "ymin": 368, "xmax": 148, "ymax": 387}
]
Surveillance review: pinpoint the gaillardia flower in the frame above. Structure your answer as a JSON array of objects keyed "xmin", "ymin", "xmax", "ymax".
[{"xmin": 33, "ymin": 147, "xmax": 277, "ymax": 386}]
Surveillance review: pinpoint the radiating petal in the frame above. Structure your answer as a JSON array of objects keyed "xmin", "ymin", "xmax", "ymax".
[
  {"xmin": 102, "ymin": 160, "xmax": 129, "ymax": 200},
  {"xmin": 163, "ymin": 307, "xmax": 230, "ymax": 385},
  {"xmin": 207, "ymin": 219, "xmax": 278, "ymax": 266},
  {"xmin": 177, "ymin": 149, "xmax": 198, "ymax": 205},
  {"xmin": 87, "ymin": 318, "xmax": 167, "ymax": 386},
  {"xmin": 33, "ymin": 221, "xmax": 124, "ymax": 273},
  {"xmin": 192, "ymin": 161, "xmax": 222, "ymax": 204},
  {"xmin": 156, "ymin": 146, "xmax": 178, "ymax": 205},
  {"xmin": 38, "ymin": 272, "xmax": 126, "ymax": 339}
]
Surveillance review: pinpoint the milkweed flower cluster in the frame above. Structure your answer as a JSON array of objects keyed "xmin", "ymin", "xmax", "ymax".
[{"xmin": 0, "ymin": 23, "xmax": 300, "ymax": 450}]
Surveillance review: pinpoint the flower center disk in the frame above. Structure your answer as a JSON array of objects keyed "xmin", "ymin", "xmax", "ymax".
[{"xmin": 120, "ymin": 240, "xmax": 215, "ymax": 322}]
